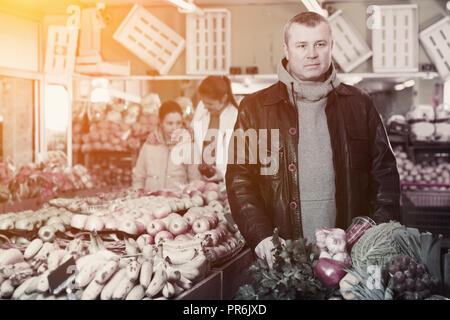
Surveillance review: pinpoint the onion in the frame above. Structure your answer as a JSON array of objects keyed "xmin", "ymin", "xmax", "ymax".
[{"xmin": 314, "ymin": 258, "xmax": 347, "ymax": 287}]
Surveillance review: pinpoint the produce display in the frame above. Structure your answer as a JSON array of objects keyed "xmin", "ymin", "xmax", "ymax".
[
  {"xmin": 395, "ymin": 148, "xmax": 450, "ymax": 190},
  {"xmin": 72, "ymin": 101, "xmax": 159, "ymax": 154},
  {"xmin": 406, "ymin": 104, "xmax": 450, "ymax": 142},
  {"xmin": 0, "ymin": 179, "xmax": 246, "ymax": 300},
  {"xmin": 236, "ymin": 220, "xmax": 448, "ymax": 300},
  {"xmin": 0, "ymin": 152, "xmax": 95, "ymax": 203}
]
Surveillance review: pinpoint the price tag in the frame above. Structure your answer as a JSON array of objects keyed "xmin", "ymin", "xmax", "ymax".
[{"xmin": 47, "ymin": 256, "xmax": 77, "ymax": 295}]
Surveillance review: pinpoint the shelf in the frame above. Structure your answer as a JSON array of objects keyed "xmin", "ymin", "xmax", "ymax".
[{"xmin": 72, "ymin": 71, "xmax": 440, "ymax": 81}]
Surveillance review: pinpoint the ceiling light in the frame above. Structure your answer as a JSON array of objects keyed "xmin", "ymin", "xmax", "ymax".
[
  {"xmin": 166, "ymin": 0, "xmax": 203, "ymax": 15},
  {"xmin": 394, "ymin": 84, "xmax": 405, "ymax": 91},
  {"xmin": 301, "ymin": 0, "xmax": 328, "ymax": 17}
]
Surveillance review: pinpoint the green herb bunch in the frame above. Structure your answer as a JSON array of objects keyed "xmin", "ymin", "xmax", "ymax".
[{"xmin": 235, "ymin": 229, "xmax": 337, "ymax": 300}]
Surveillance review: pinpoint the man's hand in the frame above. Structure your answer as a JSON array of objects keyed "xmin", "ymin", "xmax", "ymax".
[{"xmin": 254, "ymin": 236, "xmax": 285, "ymax": 269}]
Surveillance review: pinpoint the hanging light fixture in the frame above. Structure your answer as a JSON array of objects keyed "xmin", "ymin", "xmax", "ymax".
[{"xmin": 165, "ymin": 0, "xmax": 203, "ymax": 15}]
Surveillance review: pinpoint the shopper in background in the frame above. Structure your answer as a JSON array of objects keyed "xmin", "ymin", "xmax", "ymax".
[
  {"xmin": 191, "ymin": 75, "xmax": 239, "ymax": 181},
  {"xmin": 132, "ymin": 100, "xmax": 202, "ymax": 192},
  {"xmin": 225, "ymin": 11, "xmax": 400, "ymax": 268}
]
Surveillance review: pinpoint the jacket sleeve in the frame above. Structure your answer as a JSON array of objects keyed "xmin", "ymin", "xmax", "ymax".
[
  {"xmin": 366, "ymin": 96, "xmax": 401, "ymax": 223},
  {"xmin": 225, "ymin": 98, "xmax": 274, "ymax": 250},
  {"xmin": 132, "ymin": 145, "xmax": 147, "ymax": 189}
]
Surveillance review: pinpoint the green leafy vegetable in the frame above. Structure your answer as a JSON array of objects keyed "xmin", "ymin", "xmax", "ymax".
[{"xmin": 235, "ymin": 228, "xmax": 338, "ymax": 300}]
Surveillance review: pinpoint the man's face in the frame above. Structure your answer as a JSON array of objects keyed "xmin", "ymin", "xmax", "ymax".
[{"xmin": 283, "ymin": 22, "xmax": 333, "ymax": 82}]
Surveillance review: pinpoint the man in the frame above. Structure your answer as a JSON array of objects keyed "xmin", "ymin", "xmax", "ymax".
[{"xmin": 225, "ymin": 11, "xmax": 400, "ymax": 267}]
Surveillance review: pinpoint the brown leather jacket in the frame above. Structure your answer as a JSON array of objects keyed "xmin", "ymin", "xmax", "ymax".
[{"xmin": 225, "ymin": 81, "xmax": 400, "ymax": 250}]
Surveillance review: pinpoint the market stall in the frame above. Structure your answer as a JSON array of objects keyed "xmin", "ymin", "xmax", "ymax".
[{"xmin": 0, "ymin": 0, "xmax": 449, "ymax": 302}]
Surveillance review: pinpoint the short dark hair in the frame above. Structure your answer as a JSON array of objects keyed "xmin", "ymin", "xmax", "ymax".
[
  {"xmin": 283, "ymin": 11, "xmax": 331, "ymax": 46},
  {"xmin": 158, "ymin": 100, "xmax": 183, "ymax": 122},
  {"xmin": 198, "ymin": 75, "xmax": 238, "ymax": 108}
]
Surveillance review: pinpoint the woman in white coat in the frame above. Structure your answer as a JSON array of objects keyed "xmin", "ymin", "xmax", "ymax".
[
  {"xmin": 191, "ymin": 75, "xmax": 239, "ymax": 180},
  {"xmin": 133, "ymin": 101, "xmax": 202, "ymax": 192}
]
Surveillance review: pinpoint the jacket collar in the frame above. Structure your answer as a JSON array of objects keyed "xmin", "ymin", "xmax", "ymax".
[{"xmin": 263, "ymin": 79, "xmax": 355, "ymax": 106}]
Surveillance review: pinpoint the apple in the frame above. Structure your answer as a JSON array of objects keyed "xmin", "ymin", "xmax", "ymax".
[
  {"xmin": 183, "ymin": 208, "xmax": 203, "ymax": 225},
  {"xmin": 208, "ymin": 200, "xmax": 224, "ymax": 211},
  {"xmin": 192, "ymin": 217, "xmax": 211, "ymax": 234},
  {"xmin": 147, "ymin": 220, "xmax": 166, "ymax": 236},
  {"xmin": 161, "ymin": 213, "xmax": 181, "ymax": 228},
  {"xmin": 204, "ymin": 191, "xmax": 219, "ymax": 204},
  {"xmin": 153, "ymin": 204, "xmax": 171, "ymax": 219},
  {"xmin": 154, "ymin": 230, "xmax": 174, "ymax": 244},
  {"xmin": 136, "ymin": 234, "xmax": 154, "ymax": 248},
  {"xmin": 168, "ymin": 217, "xmax": 189, "ymax": 236}
]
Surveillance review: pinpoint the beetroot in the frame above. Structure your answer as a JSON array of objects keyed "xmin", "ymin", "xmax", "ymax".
[{"xmin": 314, "ymin": 258, "xmax": 347, "ymax": 287}]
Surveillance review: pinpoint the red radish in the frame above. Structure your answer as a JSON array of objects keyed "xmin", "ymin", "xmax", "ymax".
[
  {"xmin": 85, "ymin": 216, "xmax": 105, "ymax": 232},
  {"xmin": 153, "ymin": 204, "xmax": 171, "ymax": 219},
  {"xmin": 147, "ymin": 220, "xmax": 166, "ymax": 236},
  {"xmin": 204, "ymin": 182, "xmax": 220, "ymax": 193},
  {"xmin": 204, "ymin": 191, "xmax": 219, "ymax": 204},
  {"xmin": 154, "ymin": 230, "xmax": 174, "ymax": 244},
  {"xmin": 161, "ymin": 213, "xmax": 181, "ymax": 229},
  {"xmin": 136, "ymin": 234, "xmax": 154, "ymax": 247},
  {"xmin": 192, "ymin": 217, "xmax": 211, "ymax": 234},
  {"xmin": 168, "ymin": 217, "xmax": 189, "ymax": 236},
  {"xmin": 118, "ymin": 219, "xmax": 138, "ymax": 235},
  {"xmin": 71, "ymin": 214, "xmax": 88, "ymax": 230}
]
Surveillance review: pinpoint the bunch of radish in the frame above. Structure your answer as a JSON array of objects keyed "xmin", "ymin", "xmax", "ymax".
[{"xmin": 395, "ymin": 149, "xmax": 450, "ymax": 190}]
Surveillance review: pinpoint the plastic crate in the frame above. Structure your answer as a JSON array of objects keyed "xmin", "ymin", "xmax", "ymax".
[
  {"xmin": 372, "ymin": 4, "xmax": 419, "ymax": 73},
  {"xmin": 328, "ymin": 10, "xmax": 372, "ymax": 73},
  {"xmin": 186, "ymin": 9, "xmax": 231, "ymax": 74},
  {"xmin": 419, "ymin": 16, "xmax": 450, "ymax": 80},
  {"xmin": 113, "ymin": 4, "xmax": 185, "ymax": 75},
  {"xmin": 44, "ymin": 25, "xmax": 79, "ymax": 84},
  {"xmin": 401, "ymin": 190, "xmax": 450, "ymax": 237}
]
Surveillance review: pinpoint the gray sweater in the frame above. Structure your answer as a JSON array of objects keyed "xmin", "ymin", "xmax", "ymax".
[{"xmin": 277, "ymin": 59, "xmax": 341, "ymax": 243}]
